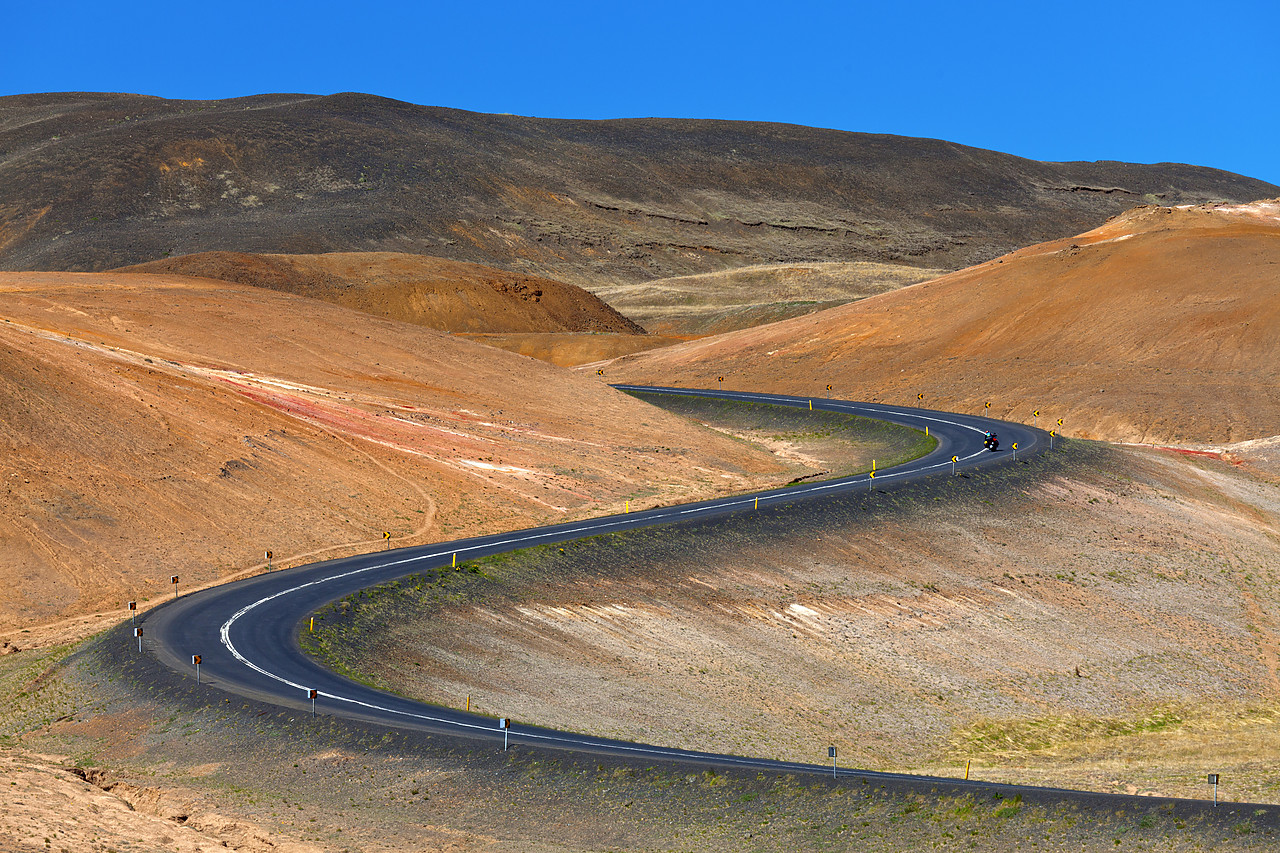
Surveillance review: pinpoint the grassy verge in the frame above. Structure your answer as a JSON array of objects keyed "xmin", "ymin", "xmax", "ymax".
[{"xmin": 627, "ymin": 390, "xmax": 937, "ymax": 479}]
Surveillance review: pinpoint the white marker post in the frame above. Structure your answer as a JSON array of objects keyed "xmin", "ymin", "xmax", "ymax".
[
  {"xmin": 191, "ymin": 654, "xmax": 202, "ymax": 684},
  {"xmin": 828, "ymin": 745, "xmax": 837, "ymax": 779},
  {"xmin": 499, "ymin": 717, "xmax": 511, "ymax": 751},
  {"xmin": 1208, "ymin": 773, "xmax": 1220, "ymax": 805},
  {"xmin": 134, "ymin": 626, "xmax": 143, "ymax": 652}
]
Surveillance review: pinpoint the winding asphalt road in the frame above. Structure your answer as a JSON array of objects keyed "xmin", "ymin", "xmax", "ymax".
[{"xmin": 141, "ymin": 386, "xmax": 1046, "ymax": 780}]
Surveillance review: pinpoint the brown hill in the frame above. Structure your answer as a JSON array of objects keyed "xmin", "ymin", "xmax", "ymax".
[
  {"xmin": 1, "ymin": 92, "xmax": 1276, "ymax": 289},
  {"xmin": 0, "ymin": 271, "xmax": 790, "ymax": 634},
  {"xmin": 117, "ymin": 250, "xmax": 644, "ymax": 334},
  {"xmin": 602, "ymin": 200, "xmax": 1280, "ymax": 446}
]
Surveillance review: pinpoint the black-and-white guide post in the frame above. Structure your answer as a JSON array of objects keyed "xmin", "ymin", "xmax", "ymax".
[
  {"xmin": 1208, "ymin": 773, "xmax": 1220, "ymax": 805},
  {"xmin": 499, "ymin": 717, "xmax": 511, "ymax": 751},
  {"xmin": 191, "ymin": 654, "xmax": 202, "ymax": 684},
  {"xmin": 828, "ymin": 745, "xmax": 837, "ymax": 778}
]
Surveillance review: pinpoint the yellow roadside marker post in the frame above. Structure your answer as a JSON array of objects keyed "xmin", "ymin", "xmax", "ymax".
[
  {"xmin": 1012, "ymin": 441, "xmax": 1018, "ymax": 460},
  {"xmin": 452, "ymin": 553, "xmax": 457, "ymax": 568},
  {"xmin": 1033, "ymin": 409, "xmax": 1040, "ymax": 428},
  {"xmin": 1050, "ymin": 429, "xmax": 1057, "ymax": 450},
  {"xmin": 965, "ymin": 759, "xmax": 971, "ymax": 780},
  {"xmin": 266, "ymin": 550, "xmax": 273, "ymax": 570},
  {"xmin": 383, "ymin": 531, "xmax": 391, "ymax": 550}
]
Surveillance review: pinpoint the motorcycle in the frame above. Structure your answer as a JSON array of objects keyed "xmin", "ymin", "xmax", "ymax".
[{"xmin": 983, "ymin": 433, "xmax": 1000, "ymax": 452}]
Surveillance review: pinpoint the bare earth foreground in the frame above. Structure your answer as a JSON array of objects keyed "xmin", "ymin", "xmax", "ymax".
[
  {"xmin": 6, "ymin": 441, "xmax": 1280, "ymax": 852},
  {"xmin": 0, "ymin": 270, "xmax": 793, "ymax": 638}
]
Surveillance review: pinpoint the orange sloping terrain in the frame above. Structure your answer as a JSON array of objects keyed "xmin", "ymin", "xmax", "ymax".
[
  {"xmin": 0, "ymin": 271, "xmax": 788, "ymax": 634},
  {"xmin": 118, "ymin": 251, "xmax": 646, "ymax": 334},
  {"xmin": 604, "ymin": 201, "xmax": 1280, "ymax": 446}
]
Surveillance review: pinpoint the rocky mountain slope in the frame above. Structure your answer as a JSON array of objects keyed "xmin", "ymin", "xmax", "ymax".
[{"xmin": 2, "ymin": 92, "xmax": 1276, "ymax": 289}]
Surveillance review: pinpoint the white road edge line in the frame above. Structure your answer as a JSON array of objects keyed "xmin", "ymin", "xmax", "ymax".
[{"xmin": 217, "ymin": 392, "xmax": 1012, "ymax": 759}]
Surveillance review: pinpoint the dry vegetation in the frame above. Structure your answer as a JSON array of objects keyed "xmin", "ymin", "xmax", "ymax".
[{"xmin": 589, "ymin": 261, "xmax": 945, "ymax": 336}]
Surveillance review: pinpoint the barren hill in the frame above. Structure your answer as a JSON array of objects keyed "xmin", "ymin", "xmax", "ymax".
[
  {"xmin": 117, "ymin": 250, "xmax": 644, "ymax": 334},
  {"xmin": 0, "ymin": 271, "xmax": 790, "ymax": 633},
  {"xmin": 1, "ymin": 92, "xmax": 1276, "ymax": 289},
  {"xmin": 603, "ymin": 200, "xmax": 1280, "ymax": 446}
]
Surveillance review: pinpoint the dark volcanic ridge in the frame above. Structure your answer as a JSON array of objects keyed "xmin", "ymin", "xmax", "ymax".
[{"xmin": 2, "ymin": 91, "xmax": 1276, "ymax": 287}]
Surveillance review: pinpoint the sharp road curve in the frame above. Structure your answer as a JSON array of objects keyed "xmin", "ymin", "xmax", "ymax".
[{"xmin": 142, "ymin": 386, "xmax": 1047, "ymax": 783}]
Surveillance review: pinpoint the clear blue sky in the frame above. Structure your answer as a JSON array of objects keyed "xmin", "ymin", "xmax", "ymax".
[{"xmin": 6, "ymin": 0, "xmax": 1277, "ymax": 186}]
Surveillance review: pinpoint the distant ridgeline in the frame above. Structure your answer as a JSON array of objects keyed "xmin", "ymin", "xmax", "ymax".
[{"xmin": 1, "ymin": 91, "xmax": 1276, "ymax": 284}]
